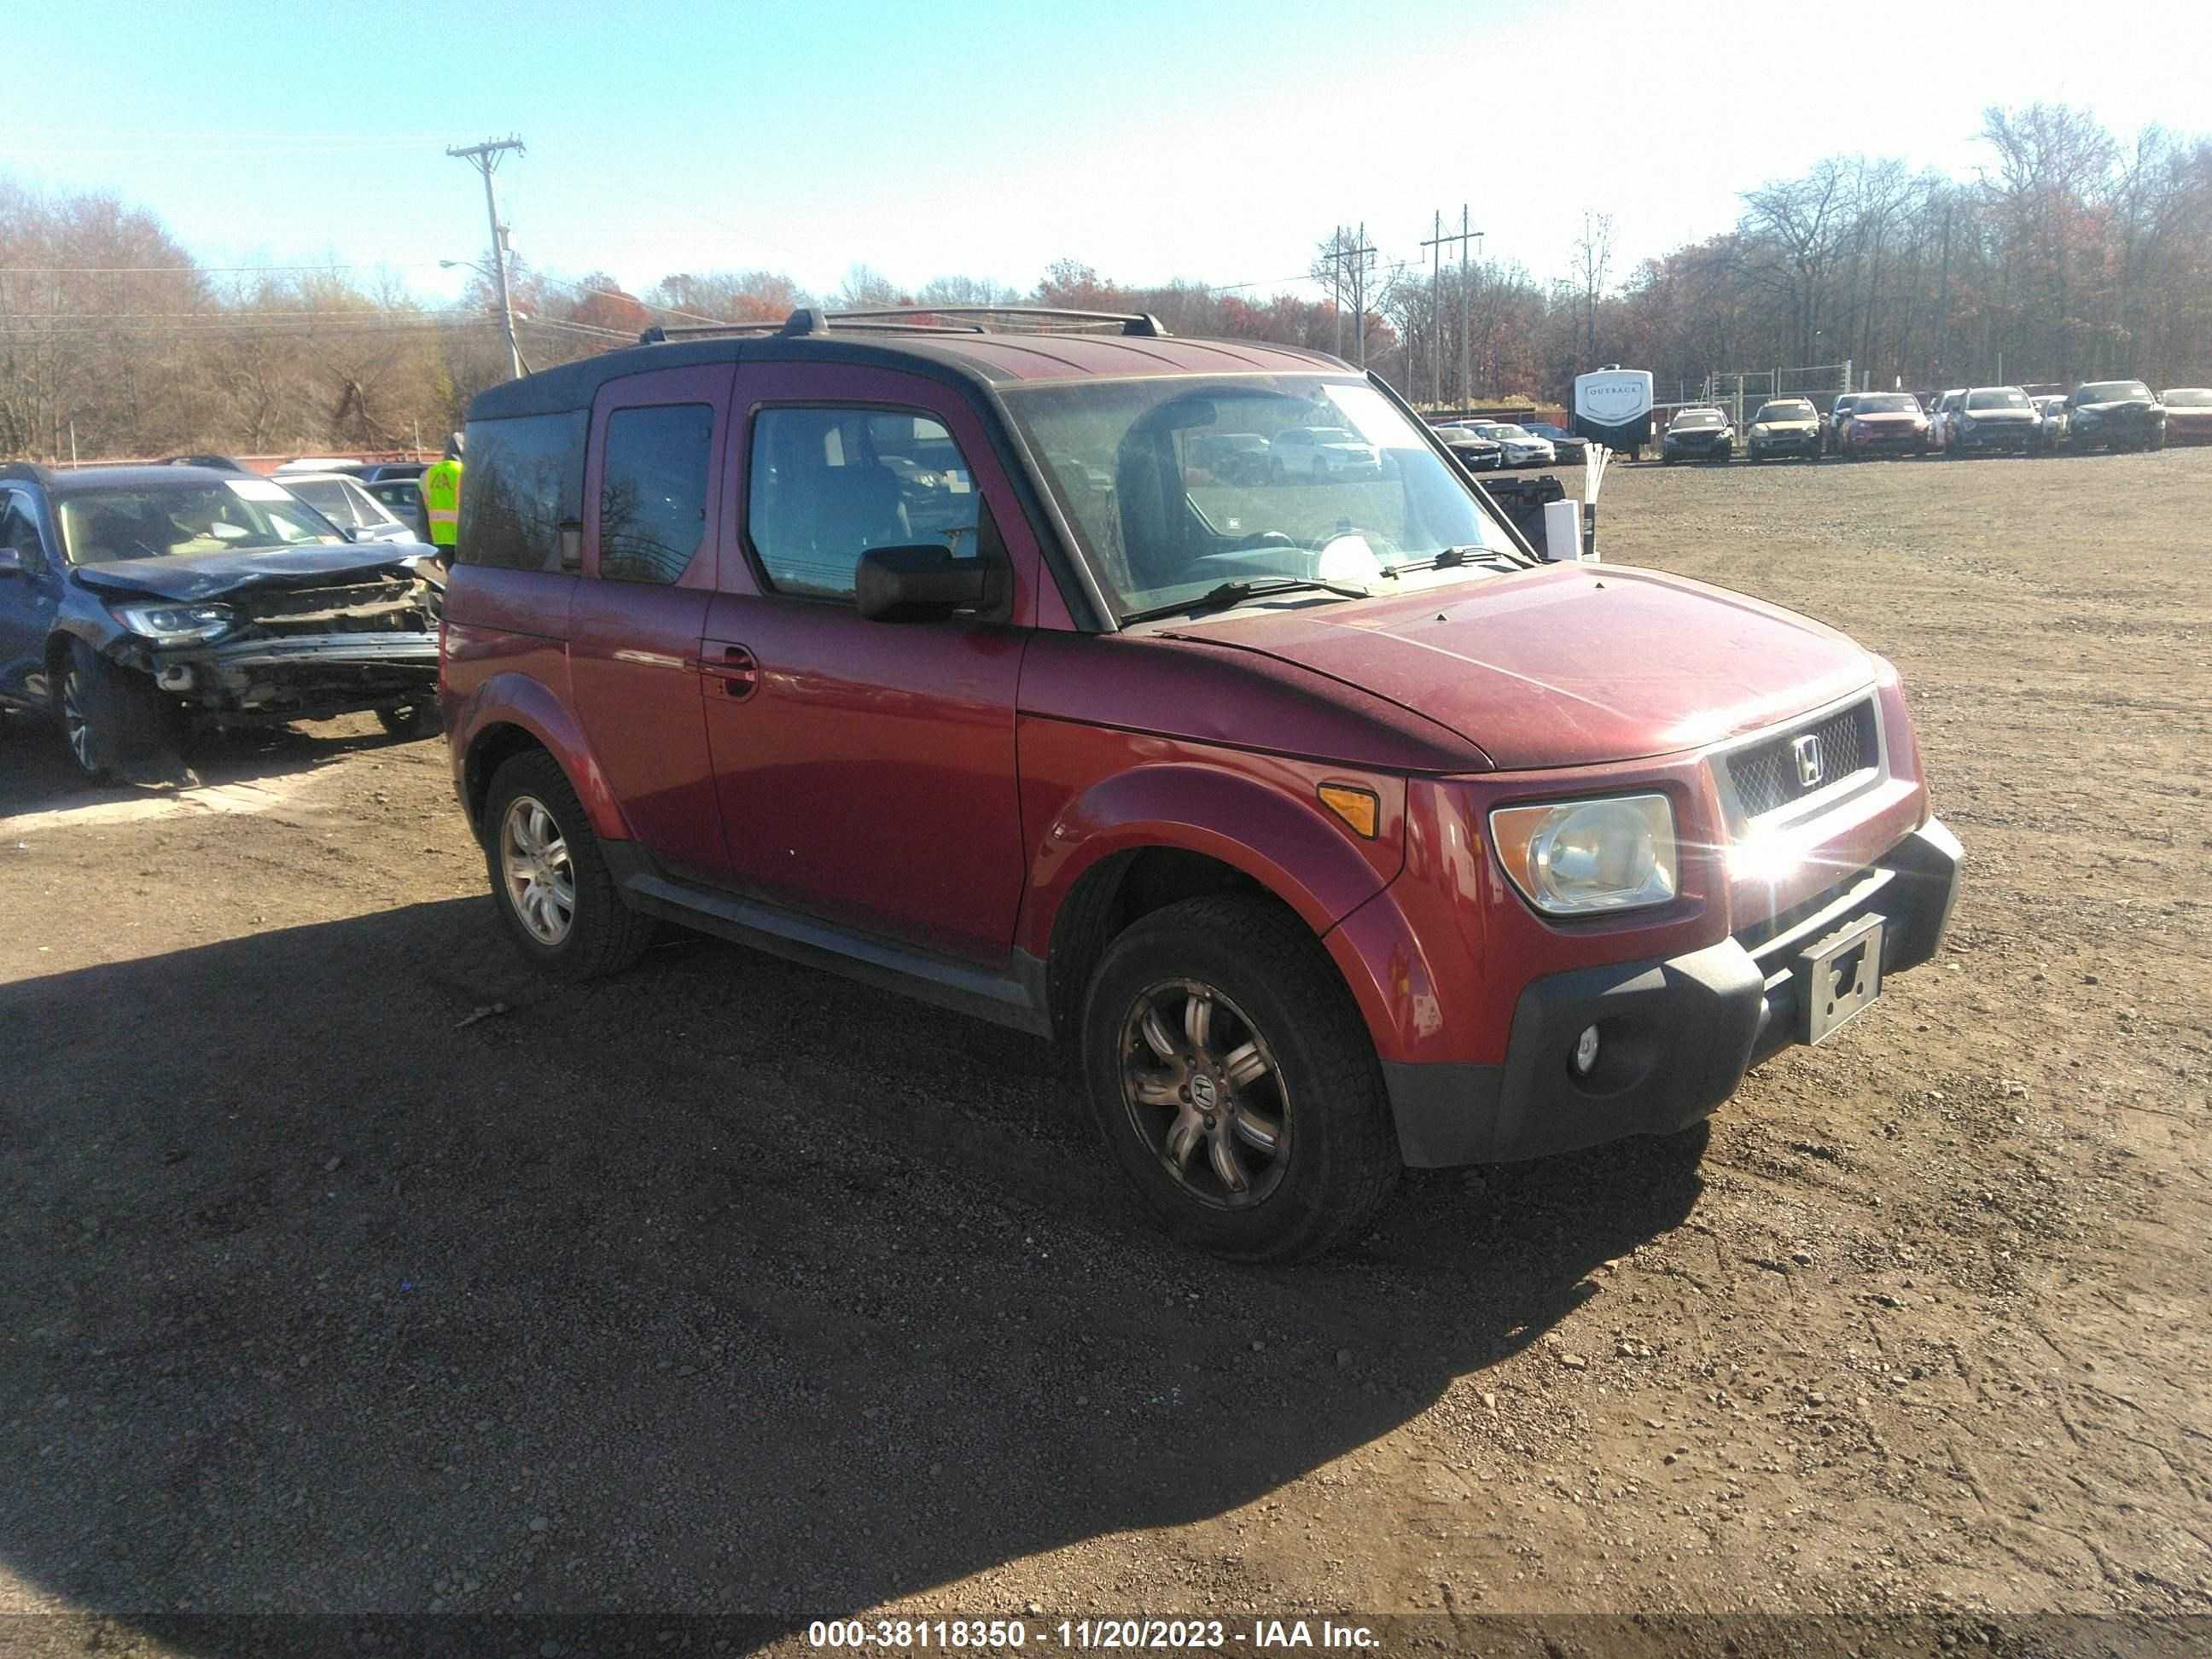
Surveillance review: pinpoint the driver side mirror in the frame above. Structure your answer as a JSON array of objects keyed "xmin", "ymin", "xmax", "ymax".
[{"xmin": 855, "ymin": 544, "xmax": 1004, "ymax": 624}]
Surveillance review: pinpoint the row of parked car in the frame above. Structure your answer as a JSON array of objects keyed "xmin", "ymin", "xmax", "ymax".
[
  {"xmin": 1426, "ymin": 418, "xmax": 1589, "ymax": 472},
  {"xmin": 1150, "ymin": 416, "xmax": 1591, "ymax": 492},
  {"xmin": 1661, "ymin": 381, "xmax": 2208, "ymax": 464}
]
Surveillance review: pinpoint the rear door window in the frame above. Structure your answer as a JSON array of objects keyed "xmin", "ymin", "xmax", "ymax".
[
  {"xmin": 458, "ymin": 410, "xmax": 588, "ymax": 571},
  {"xmin": 597, "ymin": 404, "xmax": 714, "ymax": 584}
]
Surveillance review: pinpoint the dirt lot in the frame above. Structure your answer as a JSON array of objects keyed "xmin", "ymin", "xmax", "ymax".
[{"xmin": 3, "ymin": 447, "xmax": 2208, "ymax": 1650}]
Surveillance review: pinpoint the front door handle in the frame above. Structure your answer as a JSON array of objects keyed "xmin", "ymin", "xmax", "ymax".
[{"xmin": 706, "ymin": 642, "xmax": 758, "ymax": 698}]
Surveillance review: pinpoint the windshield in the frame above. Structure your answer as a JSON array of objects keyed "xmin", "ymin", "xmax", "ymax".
[
  {"xmin": 1755, "ymin": 403, "xmax": 1813, "ymax": 422},
  {"xmin": 1968, "ymin": 388, "xmax": 2029, "ymax": 410},
  {"xmin": 2081, "ymin": 381, "xmax": 2153, "ymax": 403},
  {"xmin": 57, "ymin": 478, "xmax": 346, "ymax": 563},
  {"xmin": 1005, "ymin": 375, "xmax": 1522, "ymax": 618},
  {"xmin": 1672, "ymin": 410, "xmax": 1722, "ymax": 428},
  {"xmin": 1487, "ymin": 423, "xmax": 1532, "ymax": 439},
  {"xmin": 1855, "ymin": 394, "xmax": 1920, "ymax": 414},
  {"xmin": 2163, "ymin": 388, "xmax": 2212, "ymax": 408}
]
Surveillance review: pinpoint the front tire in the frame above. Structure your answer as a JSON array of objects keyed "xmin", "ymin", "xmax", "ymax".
[
  {"xmin": 1080, "ymin": 894, "xmax": 1400, "ymax": 1261},
  {"xmin": 57, "ymin": 639, "xmax": 172, "ymax": 783},
  {"xmin": 483, "ymin": 750, "xmax": 655, "ymax": 981}
]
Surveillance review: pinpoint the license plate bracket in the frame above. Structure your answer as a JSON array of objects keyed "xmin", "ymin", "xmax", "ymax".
[{"xmin": 1798, "ymin": 913, "xmax": 1885, "ymax": 1045}]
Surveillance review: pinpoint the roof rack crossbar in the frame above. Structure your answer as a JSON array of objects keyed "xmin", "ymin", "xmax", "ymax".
[
  {"xmin": 825, "ymin": 306, "xmax": 1168, "ymax": 337},
  {"xmin": 637, "ymin": 306, "xmax": 1172, "ymax": 346}
]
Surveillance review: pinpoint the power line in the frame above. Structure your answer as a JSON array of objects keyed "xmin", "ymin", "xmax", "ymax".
[{"xmin": 0, "ymin": 262, "xmax": 448, "ymax": 276}]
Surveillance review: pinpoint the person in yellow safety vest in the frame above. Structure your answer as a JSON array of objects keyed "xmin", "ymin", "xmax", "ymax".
[{"xmin": 416, "ymin": 432, "xmax": 464, "ymax": 558}]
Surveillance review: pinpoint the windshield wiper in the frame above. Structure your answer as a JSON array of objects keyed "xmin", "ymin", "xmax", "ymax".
[
  {"xmin": 1120, "ymin": 576, "xmax": 1371, "ymax": 626},
  {"xmin": 1382, "ymin": 543, "xmax": 1534, "ymax": 577}
]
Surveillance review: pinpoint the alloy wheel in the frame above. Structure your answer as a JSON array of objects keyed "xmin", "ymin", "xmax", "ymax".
[
  {"xmin": 500, "ymin": 794, "xmax": 576, "ymax": 946},
  {"xmin": 1120, "ymin": 978, "xmax": 1289, "ymax": 1208},
  {"xmin": 61, "ymin": 669, "xmax": 94, "ymax": 773}
]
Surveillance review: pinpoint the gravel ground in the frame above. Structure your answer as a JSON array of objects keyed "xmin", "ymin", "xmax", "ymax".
[{"xmin": 2, "ymin": 445, "xmax": 2207, "ymax": 1651}]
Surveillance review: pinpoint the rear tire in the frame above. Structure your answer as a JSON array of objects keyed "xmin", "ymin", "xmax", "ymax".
[
  {"xmin": 1080, "ymin": 894, "xmax": 1401, "ymax": 1261},
  {"xmin": 483, "ymin": 749, "xmax": 656, "ymax": 982}
]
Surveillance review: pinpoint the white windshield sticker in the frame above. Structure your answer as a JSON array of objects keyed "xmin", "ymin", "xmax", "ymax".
[{"xmin": 226, "ymin": 478, "xmax": 294, "ymax": 502}]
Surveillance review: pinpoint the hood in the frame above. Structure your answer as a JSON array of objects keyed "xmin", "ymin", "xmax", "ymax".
[
  {"xmin": 1963, "ymin": 408, "xmax": 2035, "ymax": 422},
  {"xmin": 2077, "ymin": 399, "xmax": 2160, "ymax": 416},
  {"xmin": 1755, "ymin": 419, "xmax": 1817, "ymax": 430},
  {"xmin": 70, "ymin": 544, "xmax": 428, "ymax": 602},
  {"xmin": 1158, "ymin": 565, "xmax": 1875, "ymax": 769}
]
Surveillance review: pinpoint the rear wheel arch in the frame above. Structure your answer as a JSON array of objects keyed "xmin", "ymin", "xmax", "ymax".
[{"xmin": 464, "ymin": 722, "xmax": 556, "ymax": 835}]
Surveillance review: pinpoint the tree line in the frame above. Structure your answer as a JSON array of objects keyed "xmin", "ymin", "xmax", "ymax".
[{"xmin": 3, "ymin": 102, "xmax": 2204, "ymax": 461}]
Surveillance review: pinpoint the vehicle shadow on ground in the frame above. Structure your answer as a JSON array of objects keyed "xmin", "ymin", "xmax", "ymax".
[
  {"xmin": 0, "ymin": 716, "xmax": 415, "ymax": 823},
  {"xmin": 1, "ymin": 898, "xmax": 1703, "ymax": 1636}
]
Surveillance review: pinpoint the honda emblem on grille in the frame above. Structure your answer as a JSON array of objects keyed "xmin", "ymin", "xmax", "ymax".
[{"xmin": 1792, "ymin": 733, "xmax": 1825, "ymax": 789}]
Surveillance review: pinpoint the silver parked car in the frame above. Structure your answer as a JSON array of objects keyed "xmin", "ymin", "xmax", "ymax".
[{"xmin": 277, "ymin": 472, "xmax": 426, "ymax": 544}]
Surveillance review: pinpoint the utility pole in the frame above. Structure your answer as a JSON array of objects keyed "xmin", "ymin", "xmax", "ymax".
[
  {"xmin": 1429, "ymin": 211, "xmax": 1441, "ymax": 408},
  {"xmin": 1423, "ymin": 210, "xmax": 1481, "ymax": 410},
  {"xmin": 448, "ymin": 136, "xmax": 527, "ymax": 380}
]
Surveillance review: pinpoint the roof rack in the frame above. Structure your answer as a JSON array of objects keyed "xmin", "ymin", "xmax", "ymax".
[{"xmin": 637, "ymin": 305, "xmax": 1169, "ymax": 347}]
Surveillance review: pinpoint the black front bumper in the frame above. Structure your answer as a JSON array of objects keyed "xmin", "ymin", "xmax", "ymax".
[
  {"xmin": 1383, "ymin": 818, "xmax": 1963, "ymax": 1167},
  {"xmin": 145, "ymin": 632, "xmax": 440, "ymax": 718}
]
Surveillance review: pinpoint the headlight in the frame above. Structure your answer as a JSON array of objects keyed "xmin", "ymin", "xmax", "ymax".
[
  {"xmin": 111, "ymin": 601, "xmax": 236, "ymax": 644},
  {"xmin": 1489, "ymin": 793, "xmax": 1679, "ymax": 917}
]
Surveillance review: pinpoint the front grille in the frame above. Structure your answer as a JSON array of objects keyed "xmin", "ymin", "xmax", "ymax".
[{"xmin": 1726, "ymin": 700, "xmax": 1877, "ymax": 818}]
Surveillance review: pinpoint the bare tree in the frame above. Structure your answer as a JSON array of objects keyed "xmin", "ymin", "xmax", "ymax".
[{"xmin": 1572, "ymin": 210, "xmax": 1615, "ymax": 364}]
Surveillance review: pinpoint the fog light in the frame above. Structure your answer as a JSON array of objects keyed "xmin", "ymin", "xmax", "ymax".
[
  {"xmin": 155, "ymin": 665, "xmax": 195, "ymax": 691},
  {"xmin": 1572, "ymin": 1023, "xmax": 1602, "ymax": 1076}
]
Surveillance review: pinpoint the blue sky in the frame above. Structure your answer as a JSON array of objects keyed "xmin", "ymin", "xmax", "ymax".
[{"xmin": 11, "ymin": 0, "xmax": 2209, "ymax": 310}]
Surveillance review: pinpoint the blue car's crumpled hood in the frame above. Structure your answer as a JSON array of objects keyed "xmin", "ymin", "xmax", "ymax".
[{"xmin": 70, "ymin": 544, "xmax": 433, "ymax": 602}]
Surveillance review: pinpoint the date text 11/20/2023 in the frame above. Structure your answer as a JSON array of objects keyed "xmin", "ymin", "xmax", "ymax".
[{"xmin": 806, "ymin": 1617, "xmax": 1381, "ymax": 1650}]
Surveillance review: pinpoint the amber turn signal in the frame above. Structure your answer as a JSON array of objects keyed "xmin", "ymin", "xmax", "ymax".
[{"xmin": 1318, "ymin": 783, "xmax": 1381, "ymax": 839}]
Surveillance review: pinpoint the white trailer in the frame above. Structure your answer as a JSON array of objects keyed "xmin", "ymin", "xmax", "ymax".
[{"xmin": 1573, "ymin": 367, "xmax": 1655, "ymax": 461}]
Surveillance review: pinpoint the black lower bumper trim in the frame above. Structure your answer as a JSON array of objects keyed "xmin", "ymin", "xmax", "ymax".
[{"xmin": 1382, "ymin": 818, "xmax": 1962, "ymax": 1168}]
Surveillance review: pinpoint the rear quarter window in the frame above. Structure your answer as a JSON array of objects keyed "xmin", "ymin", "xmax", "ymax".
[{"xmin": 458, "ymin": 410, "xmax": 588, "ymax": 571}]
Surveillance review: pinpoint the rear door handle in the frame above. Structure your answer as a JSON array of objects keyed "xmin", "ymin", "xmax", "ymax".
[{"xmin": 705, "ymin": 642, "xmax": 758, "ymax": 698}]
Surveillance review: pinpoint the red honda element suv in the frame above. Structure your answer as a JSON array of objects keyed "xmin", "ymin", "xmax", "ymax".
[{"xmin": 440, "ymin": 306, "xmax": 1961, "ymax": 1260}]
